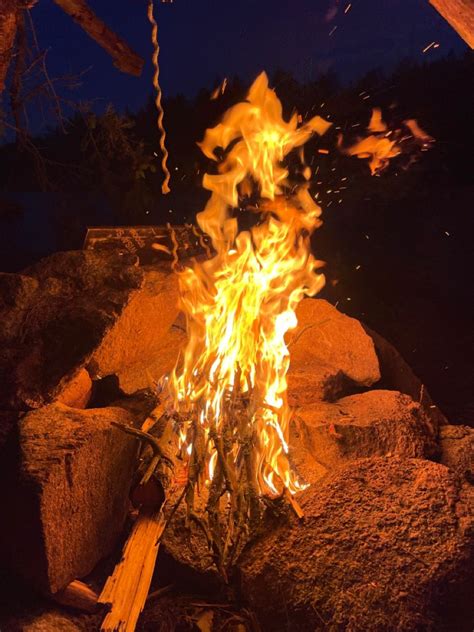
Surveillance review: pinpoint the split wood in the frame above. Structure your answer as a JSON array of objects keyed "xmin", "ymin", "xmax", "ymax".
[
  {"xmin": 99, "ymin": 508, "xmax": 167, "ymax": 632},
  {"xmin": 53, "ymin": 579, "xmax": 99, "ymax": 613},
  {"xmin": 99, "ymin": 405, "xmax": 176, "ymax": 632}
]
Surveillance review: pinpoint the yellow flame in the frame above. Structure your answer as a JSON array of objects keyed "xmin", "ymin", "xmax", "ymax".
[{"xmin": 170, "ymin": 72, "xmax": 329, "ymax": 496}]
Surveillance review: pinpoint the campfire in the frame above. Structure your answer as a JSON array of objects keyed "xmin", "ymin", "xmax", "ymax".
[
  {"xmin": 167, "ymin": 71, "xmax": 328, "ymax": 563},
  {"xmin": 0, "ymin": 67, "xmax": 472, "ymax": 632}
]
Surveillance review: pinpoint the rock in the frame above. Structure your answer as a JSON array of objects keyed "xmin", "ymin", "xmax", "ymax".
[
  {"xmin": 56, "ymin": 369, "xmax": 92, "ymax": 409},
  {"xmin": 363, "ymin": 324, "xmax": 448, "ymax": 426},
  {"xmin": 0, "ymin": 393, "xmax": 155, "ymax": 594},
  {"xmin": 0, "ymin": 251, "xmax": 178, "ymax": 411},
  {"xmin": 7, "ymin": 611, "xmax": 85, "ymax": 632},
  {"xmin": 239, "ymin": 457, "xmax": 474, "ymax": 632},
  {"xmin": 439, "ymin": 425, "xmax": 474, "ymax": 482},
  {"xmin": 161, "ymin": 389, "xmax": 440, "ymax": 581},
  {"xmin": 287, "ymin": 299, "xmax": 380, "ymax": 403},
  {"xmin": 114, "ymin": 320, "xmax": 186, "ymax": 395},
  {"xmin": 293, "ymin": 390, "xmax": 439, "ymax": 474},
  {"xmin": 88, "ymin": 265, "xmax": 179, "ymax": 391}
]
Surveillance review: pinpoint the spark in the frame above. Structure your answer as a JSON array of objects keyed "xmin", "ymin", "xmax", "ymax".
[
  {"xmin": 329, "ymin": 25, "xmax": 338, "ymax": 37},
  {"xmin": 344, "ymin": 3, "xmax": 352, "ymax": 14},
  {"xmin": 422, "ymin": 41, "xmax": 439, "ymax": 54}
]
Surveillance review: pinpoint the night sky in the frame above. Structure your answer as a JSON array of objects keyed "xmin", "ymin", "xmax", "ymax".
[{"xmin": 31, "ymin": 0, "xmax": 467, "ymax": 124}]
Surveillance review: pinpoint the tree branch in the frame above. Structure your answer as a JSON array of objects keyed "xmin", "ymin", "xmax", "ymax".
[
  {"xmin": 52, "ymin": 0, "xmax": 144, "ymax": 76},
  {"xmin": 429, "ymin": 0, "xmax": 474, "ymax": 48},
  {"xmin": 0, "ymin": 3, "xmax": 18, "ymax": 92}
]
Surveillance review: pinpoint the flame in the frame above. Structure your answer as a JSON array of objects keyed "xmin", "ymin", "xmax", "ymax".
[
  {"xmin": 170, "ymin": 72, "xmax": 329, "ymax": 497},
  {"xmin": 339, "ymin": 108, "xmax": 433, "ymax": 174}
]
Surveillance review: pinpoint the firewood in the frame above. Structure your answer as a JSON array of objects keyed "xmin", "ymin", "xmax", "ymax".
[
  {"xmin": 98, "ymin": 410, "xmax": 180, "ymax": 631},
  {"xmin": 53, "ymin": 579, "xmax": 99, "ymax": 613},
  {"xmin": 98, "ymin": 508, "xmax": 167, "ymax": 632}
]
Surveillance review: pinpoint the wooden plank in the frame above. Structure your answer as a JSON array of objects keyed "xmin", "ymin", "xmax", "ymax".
[
  {"xmin": 430, "ymin": 0, "xmax": 474, "ymax": 48},
  {"xmin": 83, "ymin": 225, "xmax": 211, "ymax": 265}
]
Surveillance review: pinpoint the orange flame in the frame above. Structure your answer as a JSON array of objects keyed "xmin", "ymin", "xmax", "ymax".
[
  {"xmin": 339, "ymin": 108, "xmax": 433, "ymax": 174},
  {"xmin": 170, "ymin": 72, "xmax": 330, "ymax": 496}
]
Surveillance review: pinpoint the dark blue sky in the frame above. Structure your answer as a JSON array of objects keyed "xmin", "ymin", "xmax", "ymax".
[{"xmin": 31, "ymin": 0, "xmax": 467, "ymax": 119}]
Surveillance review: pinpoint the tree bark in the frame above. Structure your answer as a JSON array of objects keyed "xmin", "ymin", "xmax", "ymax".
[
  {"xmin": 0, "ymin": 2, "xmax": 18, "ymax": 92},
  {"xmin": 52, "ymin": 0, "xmax": 144, "ymax": 76},
  {"xmin": 430, "ymin": 0, "xmax": 474, "ymax": 48}
]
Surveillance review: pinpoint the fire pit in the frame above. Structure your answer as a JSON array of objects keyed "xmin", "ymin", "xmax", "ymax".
[{"xmin": 0, "ymin": 70, "xmax": 473, "ymax": 632}]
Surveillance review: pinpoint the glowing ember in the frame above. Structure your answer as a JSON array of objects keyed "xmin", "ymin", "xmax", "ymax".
[{"xmin": 169, "ymin": 72, "xmax": 330, "ymax": 499}]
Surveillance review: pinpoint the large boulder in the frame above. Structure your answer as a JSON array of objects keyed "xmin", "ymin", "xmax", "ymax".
[
  {"xmin": 0, "ymin": 393, "xmax": 155, "ymax": 594},
  {"xmin": 239, "ymin": 457, "xmax": 474, "ymax": 631},
  {"xmin": 161, "ymin": 389, "xmax": 441, "ymax": 579},
  {"xmin": 0, "ymin": 252, "xmax": 178, "ymax": 411},
  {"xmin": 292, "ymin": 389, "xmax": 439, "ymax": 476},
  {"xmin": 439, "ymin": 424, "xmax": 474, "ymax": 482},
  {"xmin": 363, "ymin": 324, "xmax": 448, "ymax": 426},
  {"xmin": 115, "ymin": 321, "xmax": 186, "ymax": 395},
  {"xmin": 88, "ymin": 265, "xmax": 179, "ymax": 391},
  {"xmin": 287, "ymin": 299, "xmax": 380, "ymax": 404}
]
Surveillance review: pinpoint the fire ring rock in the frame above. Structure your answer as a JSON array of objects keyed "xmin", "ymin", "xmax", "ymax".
[
  {"xmin": 0, "ymin": 251, "xmax": 178, "ymax": 411},
  {"xmin": 0, "ymin": 395, "xmax": 155, "ymax": 594},
  {"xmin": 239, "ymin": 457, "xmax": 474, "ymax": 632},
  {"xmin": 291, "ymin": 389, "xmax": 439, "ymax": 479},
  {"xmin": 287, "ymin": 299, "xmax": 381, "ymax": 404}
]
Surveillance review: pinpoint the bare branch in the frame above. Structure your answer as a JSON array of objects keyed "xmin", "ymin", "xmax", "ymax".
[
  {"xmin": 52, "ymin": 0, "xmax": 144, "ymax": 76},
  {"xmin": 429, "ymin": 0, "xmax": 474, "ymax": 48},
  {"xmin": 0, "ymin": 4, "xmax": 18, "ymax": 92}
]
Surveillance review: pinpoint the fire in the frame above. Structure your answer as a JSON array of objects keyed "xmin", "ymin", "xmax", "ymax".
[
  {"xmin": 169, "ymin": 72, "xmax": 330, "ymax": 498},
  {"xmin": 339, "ymin": 108, "xmax": 434, "ymax": 174}
]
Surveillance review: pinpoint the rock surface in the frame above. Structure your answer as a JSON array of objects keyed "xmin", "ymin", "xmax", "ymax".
[
  {"xmin": 0, "ymin": 251, "xmax": 178, "ymax": 411},
  {"xmin": 293, "ymin": 389, "xmax": 439, "ymax": 475},
  {"xmin": 88, "ymin": 265, "xmax": 179, "ymax": 391},
  {"xmin": 439, "ymin": 424, "xmax": 474, "ymax": 482},
  {"xmin": 240, "ymin": 457, "xmax": 474, "ymax": 632},
  {"xmin": 161, "ymin": 389, "xmax": 442, "ymax": 579},
  {"xmin": 56, "ymin": 369, "xmax": 92, "ymax": 409},
  {"xmin": 0, "ymin": 393, "xmax": 155, "ymax": 594},
  {"xmin": 116, "ymin": 321, "xmax": 186, "ymax": 395},
  {"xmin": 363, "ymin": 324, "xmax": 448, "ymax": 426},
  {"xmin": 287, "ymin": 299, "xmax": 380, "ymax": 403}
]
